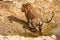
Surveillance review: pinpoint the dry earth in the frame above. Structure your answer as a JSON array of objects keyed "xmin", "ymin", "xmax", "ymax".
[{"xmin": 0, "ymin": 0, "xmax": 60, "ymax": 39}]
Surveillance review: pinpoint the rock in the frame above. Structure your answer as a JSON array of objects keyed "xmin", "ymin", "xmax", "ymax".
[{"xmin": 0, "ymin": 35, "xmax": 57, "ymax": 40}]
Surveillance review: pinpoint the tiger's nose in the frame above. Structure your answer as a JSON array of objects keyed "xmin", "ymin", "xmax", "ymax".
[{"xmin": 21, "ymin": 7, "xmax": 24, "ymax": 12}]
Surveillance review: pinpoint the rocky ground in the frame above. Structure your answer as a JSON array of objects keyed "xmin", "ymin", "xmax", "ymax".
[
  {"xmin": 0, "ymin": 0, "xmax": 60, "ymax": 40},
  {"xmin": 0, "ymin": 35, "xmax": 57, "ymax": 40}
]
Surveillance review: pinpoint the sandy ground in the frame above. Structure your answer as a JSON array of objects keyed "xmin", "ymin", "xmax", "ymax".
[{"xmin": 0, "ymin": 0, "xmax": 60, "ymax": 40}]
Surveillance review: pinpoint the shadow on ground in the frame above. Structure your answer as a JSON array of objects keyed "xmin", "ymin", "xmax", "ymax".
[{"xmin": 7, "ymin": 15, "xmax": 41, "ymax": 37}]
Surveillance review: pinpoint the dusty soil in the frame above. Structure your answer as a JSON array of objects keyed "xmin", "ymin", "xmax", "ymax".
[{"xmin": 0, "ymin": 0, "xmax": 60, "ymax": 37}]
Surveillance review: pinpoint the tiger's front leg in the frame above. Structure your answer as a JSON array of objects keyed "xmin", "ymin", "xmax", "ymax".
[{"xmin": 38, "ymin": 22, "xmax": 43, "ymax": 35}]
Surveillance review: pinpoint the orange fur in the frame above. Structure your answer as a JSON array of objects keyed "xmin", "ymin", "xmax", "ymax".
[{"xmin": 21, "ymin": 3, "xmax": 43, "ymax": 32}]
